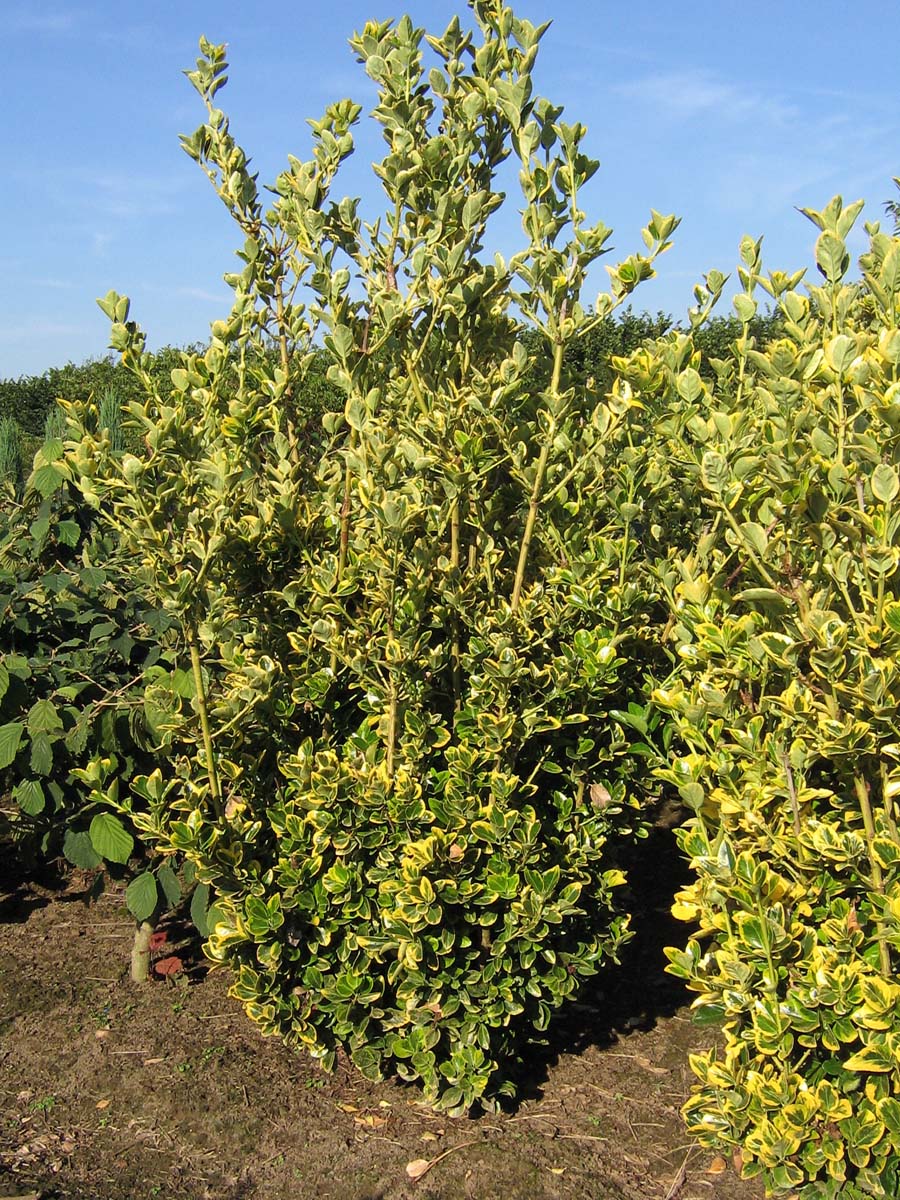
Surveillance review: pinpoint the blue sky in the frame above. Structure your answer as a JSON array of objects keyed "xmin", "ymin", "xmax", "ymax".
[{"xmin": 2, "ymin": 1, "xmax": 898, "ymax": 378}]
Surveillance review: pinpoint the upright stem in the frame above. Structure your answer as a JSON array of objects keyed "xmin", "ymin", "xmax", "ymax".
[
  {"xmin": 511, "ymin": 339, "xmax": 565, "ymax": 612},
  {"xmin": 450, "ymin": 498, "xmax": 462, "ymax": 710},
  {"xmin": 131, "ymin": 920, "xmax": 154, "ymax": 983},
  {"xmin": 782, "ymin": 754, "xmax": 801, "ymax": 835},
  {"xmin": 187, "ymin": 628, "xmax": 223, "ymax": 819},
  {"xmin": 854, "ymin": 773, "xmax": 892, "ymax": 978},
  {"xmin": 274, "ymin": 277, "xmax": 301, "ymax": 462},
  {"xmin": 385, "ymin": 543, "xmax": 400, "ymax": 787},
  {"xmin": 327, "ymin": 428, "xmax": 359, "ymax": 696}
]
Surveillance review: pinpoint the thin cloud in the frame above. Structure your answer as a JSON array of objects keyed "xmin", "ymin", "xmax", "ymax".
[
  {"xmin": 91, "ymin": 231, "xmax": 114, "ymax": 256},
  {"xmin": 31, "ymin": 278, "xmax": 78, "ymax": 291},
  {"xmin": 10, "ymin": 164, "xmax": 190, "ymax": 223},
  {"xmin": 0, "ymin": 319, "xmax": 93, "ymax": 345},
  {"xmin": 7, "ymin": 8, "xmax": 79, "ymax": 34},
  {"xmin": 615, "ymin": 69, "xmax": 797, "ymax": 126},
  {"xmin": 176, "ymin": 286, "xmax": 228, "ymax": 303}
]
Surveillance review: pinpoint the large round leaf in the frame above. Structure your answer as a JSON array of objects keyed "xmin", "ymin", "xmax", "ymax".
[
  {"xmin": 125, "ymin": 871, "xmax": 159, "ymax": 922},
  {"xmin": 89, "ymin": 812, "xmax": 134, "ymax": 864},
  {"xmin": 0, "ymin": 722, "xmax": 24, "ymax": 770},
  {"xmin": 63, "ymin": 829, "xmax": 102, "ymax": 870},
  {"xmin": 13, "ymin": 779, "xmax": 45, "ymax": 816}
]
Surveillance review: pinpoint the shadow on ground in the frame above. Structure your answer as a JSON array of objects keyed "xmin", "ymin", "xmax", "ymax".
[{"xmin": 505, "ymin": 813, "xmax": 695, "ymax": 1105}]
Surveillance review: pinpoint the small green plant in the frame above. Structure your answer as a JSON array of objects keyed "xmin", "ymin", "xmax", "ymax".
[
  {"xmin": 0, "ymin": 417, "xmax": 23, "ymax": 494},
  {"xmin": 43, "ymin": 404, "xmax": 67, "ymax": 444},
  {"xmin": 98, "ymin": 386, "xmax": 125, "ymax": 454}
]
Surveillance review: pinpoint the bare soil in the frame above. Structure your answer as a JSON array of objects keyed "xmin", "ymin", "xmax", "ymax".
[{"xmin": 0, "ymin": 830, "xmax": 764, "ymax": 1200}]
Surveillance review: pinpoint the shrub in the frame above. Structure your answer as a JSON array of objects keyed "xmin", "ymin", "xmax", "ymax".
[
  {"xmin": 0, "ymin": 432, "xmax": 193, "ymax": 937},
  {"xmin": 63, "ymin": 2, "xmax": 679, "ymax": 1109},
  {"xmin": 628, "ymin": 204, "xmax": 900, "ymax": 1196}
]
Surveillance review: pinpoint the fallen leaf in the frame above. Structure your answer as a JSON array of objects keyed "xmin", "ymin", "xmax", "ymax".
[
  {"xmin": 149, "ymin": 931, "xmax": 168, "ymax": 951},
  {"xmin": 95, "ymin": 1099, "xmax": 111, "ymax": 1110},
  {"xmin": 143, "ymin": 1057, "xmax": 164, "ymax": 1065},
  {"xmin": 153, "ymin": 955, "xmax": 183, "ymax": 978},
  {"xmin": 733, "ymin": 1148, "xmax": 745, "ymax": 1173},
  {"xmin": 708, "ymin": 1156, "xmax": 727, "ymax": 1175},
  {"xmin": 420, "ymin": 1132, "xmax": 439, "ymax": 1143},
  {"xmin": 354, "ymin": 1114, "xmax": 388, "ymax": 1128},
  {"xmin": 448, "ymin": 843, "xmax": 464, "ymax": 861},
  {"xmin": 335, "ymin": 1103, "xmax": 358, "ymax": 1114},
  {"xmin": 634, "ymin": 1054, "xmax": 669, "ymax": 1075},
  {"xmin": 404, "ymin": 1140, "xmax": 479, "ymax": 1183},
  {"xmin": 95, "ymin": 1029, "xmax": 109, "ymax": 1039},
  {"xmin": 550, "ymin": 1167, "xmax": 566, "ymax": 1175},
  {"xmin": 590, "ymin": 782, "xmax": 612, "ymax": 807},
  {"xmin": 377, "ymin": 1100, "xmax": 392, "ymax": 1108}
]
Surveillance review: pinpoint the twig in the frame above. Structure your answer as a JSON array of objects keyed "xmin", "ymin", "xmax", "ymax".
[
  {"xmin": 663, "ymin": 1148, "xmax": 693, "ymax": 1200},
  {"xmin": 409, "ymin": 1138, "xmax": 480, "ymax": 1181}
]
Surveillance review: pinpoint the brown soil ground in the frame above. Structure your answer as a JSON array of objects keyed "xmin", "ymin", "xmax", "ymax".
[{"xmin": 0, "ymin": 830, "xmax": 765, "ymax": 1200}]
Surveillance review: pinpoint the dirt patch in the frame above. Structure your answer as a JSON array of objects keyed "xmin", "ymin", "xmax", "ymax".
[{"xmin": 0, "ymin": 835, "xmax": 763, "ymax": 1200}]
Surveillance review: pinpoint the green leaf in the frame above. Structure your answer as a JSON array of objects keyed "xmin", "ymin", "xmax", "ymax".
[
  {"xmin": 879, "ymin": 1096, "xmax": 900, "ymax": 1137},
  {"xmin": 885, "ymin": 601, "xmax": 900, "ymax": 634},
  {"xmin": 30, "ymin": 732, "xmax": 53, "ymax": 777},
  {"xmin": 57, "ymin": 519, "xmax": 81, "ymax": 547},
  {"xmin": 871, "ymin": 464, "xmax": 899, "ymax": 504},
  {"xmin": 732, "ymin": 293, "xmax": 757, "ymax": 324},
  {"xmin": 13, "ymin": 779, "xmax": 45, "ymax": 816},
  {"xmin": 676, "ymin": 368, "xmax": 703, "ymax": 405},
  {"xmin": 700, "ymin": 451, "xmax": 728, "ymax": 494},
  {"xmin": 351, "ymin": 1044, "xmax": 383, "ymax": 1080},
  {"xmin": 736, "ymin": 588, "xmax": 787, "ymax": 605},
  {"xmin": 872, "ymin": 837, "xmax": 900, "ymax": 869},
  {"xmin": 816, "ymin": 231, "xmax": 849, "ymax": 282},
  {"xmin": 28, "ymin": 462, "xmax": 66, "ymax": 498},
  {"xmin": 89, "ymin": 812, "xmax": 134, "ymax": 865},
  {"xmin": 826, "ymin": 334, "xmax": 857, "ymax": 375},
  {"xmin": 63, "ymin": 829, "xmax": 102, "ymax": 870},
  {"xmin": 844, "ymin": 1042, "xmax": 897, "ymax": 1073},
  {"xmin": 126, "ymin": 872, "xmax": 160, "ymax": 922},
  {"xmin": 692, "ymin": 1002, "xmax": 727, "ymax": 1027},
  {"xmin": 157, "ymin": 863, "xmax": 182, "ymax": 909},
  {"xmin": 29, "ymin": 515, "xmax": 50, "ymax": 543},
  {"xmin": 27, "ymin": 698, "xmax": 63, "ymax": 735},
  {"xmin": 740, "ymin": 521, "xmax": 768, "ymax": 557},
  {"xmin": 191, "ymin": 882, "xmax": 211, "ymax": 936},
  {"xmin": 0, "ymin": 721, "xmax": 24, "ymax": 769}
]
